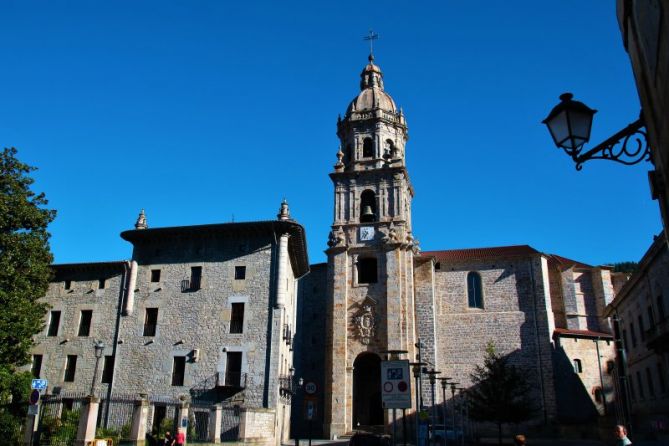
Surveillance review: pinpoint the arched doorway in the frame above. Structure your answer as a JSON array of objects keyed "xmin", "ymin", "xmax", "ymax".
[{"xmin": 353, "ymin": 353, "xmax": 384, "ymax": 428}]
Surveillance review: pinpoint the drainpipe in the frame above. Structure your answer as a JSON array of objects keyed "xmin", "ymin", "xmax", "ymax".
[
  {"xmin": 594, "ymin": 337, "xmax": 607, "ymax": 415},
  {"xmin": 529, "ymin": 258, "xmax": 548, "ymax": 425},
  {"xmin": 105, "ymin": 260, "xmax": 130, "ymax": 427},
  {"xmin": 123, "ymin": 260, "xmax": 138, "ymax": 316}
]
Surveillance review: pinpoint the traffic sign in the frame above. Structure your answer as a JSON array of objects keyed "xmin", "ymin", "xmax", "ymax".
[
  {"xmin": 380, "ymin": 359, "xmax": 411, "ymax": 409},
  {"xmin": 304, "ymin": 381, "xmax": 317, "ymax": 395},
  {"xmin": 29, "ymin": 389, "xmax": 40, "ymax": 405},
  {"xmin": 31, "ymin": 379, "xmax": 47, "ymax": 391}
]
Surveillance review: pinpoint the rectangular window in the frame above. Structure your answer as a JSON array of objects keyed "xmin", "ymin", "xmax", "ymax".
[
  {"xmin": 143, "ymin": 308, "xmax": 158, "ymax": 336},
  {"xmin": 101, "ymin": 356, "xmax": 114, "ymax": 384},
  {"xmin": 150, "ymin": 269, "xmax": 161, "ymax": 282},
  {"xmin": 657, "ymin": 295, "xmax": 665, "ymax": 322},
  {"xmin": 78, "ymin": 310, "xmax": 92, "ymax": 337},
  {"xmin": 637, "ymin": 371, "xmax": 645, "ymax": 399},
  {"xmin": 64, "ymin": 355, "xmax": 77, "ymax": 382},
  {"xmin": 31, "ymin": 355, "xmax": 43, "ymax": 378},
  {"xmin": 234, "ymin": 266, "xmax": 246, "ymax": 280},
  {"xmin": 190, "ymin": 266, "xmax": 202, "ymax": 290},
  {"xmin": 622, "ymin": 329, "xmax": 629, "ymax": 351},
  {"xmin": 628, "ymin": 375, "xmax": 636, "ymax": 401},
  {"xmin": 648, "ymin": 306, "xmax": 655, "ymax": 328},
  {"xmin": 638, "ymin": 315, "xmax": 645, "ymax": 341},
  {"xmin": 225, "ymin": 352, "xmax": 243, "ymax": 386},
  {"xmin": 47, "ymin": 311, "xmax": 61, "ymax": 336},
  {"xmin": 630, "ymin": 322, "xmax": 637, "ymax": 348},
  {"xmin": 171, "ymin": 356, "xmax": 186, "ymax": 386},
  {"xmin": 573, "ymin": 358, "xmax": 583, "ymax": 373},
  {"xmin": 64, "ymin": 280, "xmax": 72, "ymax": 290},
  {"xmin": 230, "ymin": 303, "xmax": 244, "ymax": 334},
  {"xmin": 98, "ymin": 278, "xmax": 106, "ymax": 289},
  {"xmin": 646, "ymin": 367, "xmax": 656, "ymax": 397},
  {"xmin": 358, "ymin": 257, "xmax": 378, "ymax": 284},
  {"xmin": 658, "ymin": 363, "xmax": 667, "ymax": 394}
]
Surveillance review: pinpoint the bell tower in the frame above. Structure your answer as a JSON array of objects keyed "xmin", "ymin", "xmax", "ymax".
[{"xmin": 324, "ymin": 54, "xmax": 420, "ymax": 437}]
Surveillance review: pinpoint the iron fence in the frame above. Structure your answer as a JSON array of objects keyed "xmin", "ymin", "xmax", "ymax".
[
  {"xmin": 36, "ymin": 392, "xmax": 87, "ymax": 446},
  {"xmin": 97, "ymin": 393, "xmax": 136, "ymax": 441},
  {"xmin": 188, "ymin": 403, "xmax": 210, "ymax": 442},
  {"xmin": 220, "ymin": 406, "xmax": 241, "ymax": 442}
]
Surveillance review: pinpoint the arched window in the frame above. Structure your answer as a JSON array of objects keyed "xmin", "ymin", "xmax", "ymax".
[
  {"xmin": 358, "ymin": 257, "xmax": 378, "ymax": 284},
  {"xmin": 360, "ymin": 190, "xmax": 377, "ymax": 223},
  {"xmin": 573, "ymin": 358, "xmax": 583, "ymax": 373},
  {"xmin": 363, "ymin": 137, "xmax": 374, "ymax": 158},
  {"xmin": 467, "ymin": 272, "xmax": 483, "ymax": 308},
  {"xmin": 384, "ymin": 139, "xmax": 395, "ymax": 157}
]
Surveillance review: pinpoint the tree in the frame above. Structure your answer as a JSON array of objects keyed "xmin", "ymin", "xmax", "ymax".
[
  {"xmin": 468, "ymin": 342, "xmax": 536, "ymax": 445},
  {"xmin": 0, "ymin": 147, "xmax": 56, "ymax": 444}
]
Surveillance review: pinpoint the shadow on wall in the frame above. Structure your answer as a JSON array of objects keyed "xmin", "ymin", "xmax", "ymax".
[{"xmin": 552, "ymin": 344, "xmax": 599, "ymax": 423}]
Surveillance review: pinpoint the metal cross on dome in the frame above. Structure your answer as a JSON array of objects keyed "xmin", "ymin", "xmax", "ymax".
[{"xmin": 363, "ymin": 29, "xmax": 379, "ymax": 56}]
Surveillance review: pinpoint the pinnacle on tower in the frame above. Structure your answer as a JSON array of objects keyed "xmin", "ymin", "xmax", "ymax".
[
  {"xmin": 277, "ymin": 199, "xmax": 291, "ymax": 221},
  {"xmin": 134, "ymin": 209, "xmax": 148, "ymax": 230}
]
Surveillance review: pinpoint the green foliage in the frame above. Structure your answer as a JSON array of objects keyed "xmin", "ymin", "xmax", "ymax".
[
  {"xmin": 0, "ymin": 147, "xmax": 55, "ymax": 445},
  {"xmin": 0, "ymin": 367, "xmax": 33, "ymax": 445},
  {"xmin": 158, "ymin": 417, "xmax": 174, "ymax": 438},
  {"xmin": 468, "ymin": 342, "xmax": 536, "ymax": 444},
  {"xmin": 612, "ymin": 261, "xmax": 639, "ymax": 274},
  {"xmin": 0, "ymin": 147, "xmax": 55, "ymax": 367},
  {"xmin": 41, "ymin": 407, "xmax": 80, "ymax": 445}
]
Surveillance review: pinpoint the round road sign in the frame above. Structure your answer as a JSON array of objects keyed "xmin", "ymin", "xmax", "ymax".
[
  {"xmin": 304, "ymin": 381, "xmax": 317, "ymax": 395},
  {"xmin": 29, "ymin": 389, "xmax": 40, "ymax": 405}
]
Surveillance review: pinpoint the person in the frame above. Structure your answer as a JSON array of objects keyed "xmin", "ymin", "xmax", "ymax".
[
  {"xmin": 513, "ymin": 434, "xmax": 526, "ymax": 446},
  {"xmin": 175, "ymin": 429, "xmax": 185, "ymax": 446},
  {"xmin": 163, "ymin": 431, "xmax": 174, "ymax": 446},
  {"xmin": 615, "ymin": 425, "xmax": 632, "ymax": 445}
]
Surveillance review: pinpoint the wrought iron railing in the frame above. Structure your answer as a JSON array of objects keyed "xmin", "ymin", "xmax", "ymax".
[
  {"xmin": 181, "ymin": 276, "xmax": 202, "ymax": 292},
  {"xmin": 216, "ymin": 371, "xmax": 247, "ymax": 388}
]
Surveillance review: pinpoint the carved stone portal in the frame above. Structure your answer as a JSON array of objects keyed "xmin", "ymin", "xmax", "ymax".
[{"xmin": 353, "ymin": 303, "xmax": 376, "ymax": 345}]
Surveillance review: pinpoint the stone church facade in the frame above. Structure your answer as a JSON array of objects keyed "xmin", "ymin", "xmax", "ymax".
[{"xmin": 29, "ymin": 54, "xmax": 624, "ymax": 442}]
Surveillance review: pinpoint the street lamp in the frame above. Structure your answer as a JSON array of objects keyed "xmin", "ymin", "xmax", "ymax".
[
  {"xmin": 425, "ymin": 369, "xmax": 441, "ymax": 446},
  {"xmin": 437, "ymin": 378, "xmax": 451, "ymax": 446},
  {"xmin": 410, "ymin": 362, "xmax": 426, "ymax": 446},
  {"xmin": 90, "ymin": 340, "xmax": 105, "ymax": 397},
  {"xmin": 543, "ymin": 93, "xmax": 650, "ymax": 170},
  {"xmin": 449, "ymin": 382, "xmax": 459, "ymax": 444}
]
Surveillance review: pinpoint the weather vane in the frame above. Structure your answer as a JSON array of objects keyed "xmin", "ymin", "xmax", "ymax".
[{"xmin": 363, "ymin": 29, "xmax": 379, "ymax": 56}]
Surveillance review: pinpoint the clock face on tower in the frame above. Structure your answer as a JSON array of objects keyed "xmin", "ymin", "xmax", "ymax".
[{"xmin": 359, "ymin": 226, "xmax": 375, "ymax": 241}]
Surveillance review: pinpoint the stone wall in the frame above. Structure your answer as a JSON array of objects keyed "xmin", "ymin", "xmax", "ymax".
[{"xmin": 30, "ymin": 263, "xmax": 126, "ymax": 397}]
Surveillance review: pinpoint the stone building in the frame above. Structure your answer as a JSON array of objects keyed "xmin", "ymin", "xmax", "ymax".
[
  {"xmin": 30, "ymin": 203, "xmax": 309, "ymax": 444},
  {"xmin": 291, "ymin": 55, "xmax": 620, "ymax": 439},
  {"xmin": 605, "ymin": 233, "xmax": 669, "ymax": 438},
  {"xmin": 30, "ymin": 54, "xmax": 626, "ymax": 442}
]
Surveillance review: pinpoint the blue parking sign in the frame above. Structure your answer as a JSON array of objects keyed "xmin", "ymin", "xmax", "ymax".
[{"xmin": 31, "ymin": 379, "xmax": 47, "ymax": 391}]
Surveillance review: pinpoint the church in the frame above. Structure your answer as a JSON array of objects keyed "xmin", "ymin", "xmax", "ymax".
[{"xmin": 28, "ymin": 53, "xmax": 623, "ymax": 445}]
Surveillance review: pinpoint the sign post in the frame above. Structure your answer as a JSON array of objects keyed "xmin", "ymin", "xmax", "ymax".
[{"xmin": 381, "ymin": 360, "xmax": 411, "ymax": 446}]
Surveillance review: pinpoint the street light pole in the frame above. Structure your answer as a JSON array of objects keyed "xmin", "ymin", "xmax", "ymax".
[
  {"xmin": 425, "ymin": 369, "xmax": 441, "ymax": 446},
  {"xmin": 437, "ymin": 378, "xmax": 450, "ymax": 446},
  {"xmin": 410, "ymin": 362, "xmax": 426, "ymax": 446},
  {"xmin": 90, "ymin": 340, "xmax": 105, "ymax": 397},
  {"xmin": 449, "ymin": 383, "xmax": 459, "ymax": 444}
]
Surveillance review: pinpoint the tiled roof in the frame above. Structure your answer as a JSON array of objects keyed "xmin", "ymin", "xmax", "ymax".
[
  {"xmin": 421, "ymin": 245, "xmax": 540, "ymax": 262},
  {"xmin": 548, "ymin": 254, "xmax": 593, "ymax": 270},
  {"xmin": 553, "ymin": 328, "xmax": 613, "ymax": 339}
]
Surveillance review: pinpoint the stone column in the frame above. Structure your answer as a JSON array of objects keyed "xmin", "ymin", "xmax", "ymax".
[
  {"xmin": 176, "ymin": 399, "xmax": 189, "ymax": 440},
  {"xmin": 276, "ymin": 233, "xmax": 290, "ymax": 308},
  {"xmin": 124, "ymin": 260, "xmax": 138, "ymax": 316},
  {"xmin": 22, "ymin": 407, "xmax": 39, "ymax": 446},
  {"xmin": 75, "ymin": 396, "xmax": 100, "ymax": 446},
  {"xmin": 208, "ymin": 404, "xmax": 222, "ymax": 443},
  {"xmin": 129, "ymin": 395, "xmax": 150, "ymax": 445}
]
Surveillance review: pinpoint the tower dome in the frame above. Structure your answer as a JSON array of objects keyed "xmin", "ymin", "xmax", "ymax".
[{"xmin": 345, "ymin": 54, "xmax": 398, "ymax": 115}]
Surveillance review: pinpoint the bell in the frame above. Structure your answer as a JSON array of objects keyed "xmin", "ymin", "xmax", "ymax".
[{"xmin": 361, "ymin": 205, "xmax": 375, "ymax": 222}]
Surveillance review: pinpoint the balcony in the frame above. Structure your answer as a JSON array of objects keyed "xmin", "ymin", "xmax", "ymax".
[
  {"xmin": 283, "ymin": 324, "xmax": 292, "ymax": 345},
  {"xmin": 181, "ymin": 276, "xmax": 202, "ymax": 293},
  {"xmin": 279, "ymin": 374, "xmax": 295, "ymax": 401},
  {"xmin": 215, "ymin": 371, "xmax": 247, "ymax": 389},
  {"xmin": 646, "ymin": 317, "xmax": 669, "ymax": 353}
]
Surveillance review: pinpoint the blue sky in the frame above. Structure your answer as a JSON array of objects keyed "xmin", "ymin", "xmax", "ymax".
[{"xmin": 1, "ymin": 1, "xmax": 660, "ymax": 266}]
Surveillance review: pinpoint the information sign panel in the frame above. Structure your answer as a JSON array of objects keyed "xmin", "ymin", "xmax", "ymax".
[
  {"xmin": 380, "ymin": 359, "xmax": 411, "ymax": 409},
  {"xmin": 31, "ymin": 379, "xmax": 47, "ymax": 391}
]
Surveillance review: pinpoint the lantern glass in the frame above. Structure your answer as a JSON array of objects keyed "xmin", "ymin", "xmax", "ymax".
[{"xmin": 543, "ymin": 93, "xmax": 596, "ymax": 152}]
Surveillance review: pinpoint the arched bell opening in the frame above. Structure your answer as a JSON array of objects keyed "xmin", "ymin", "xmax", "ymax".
[
  {"xmin": 352, "ymin": 352, "xmax": 384, "ymax": 428},
  {"xmin": 360, "ymin": 190, "xmax": 377, "ymax": 223}
]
